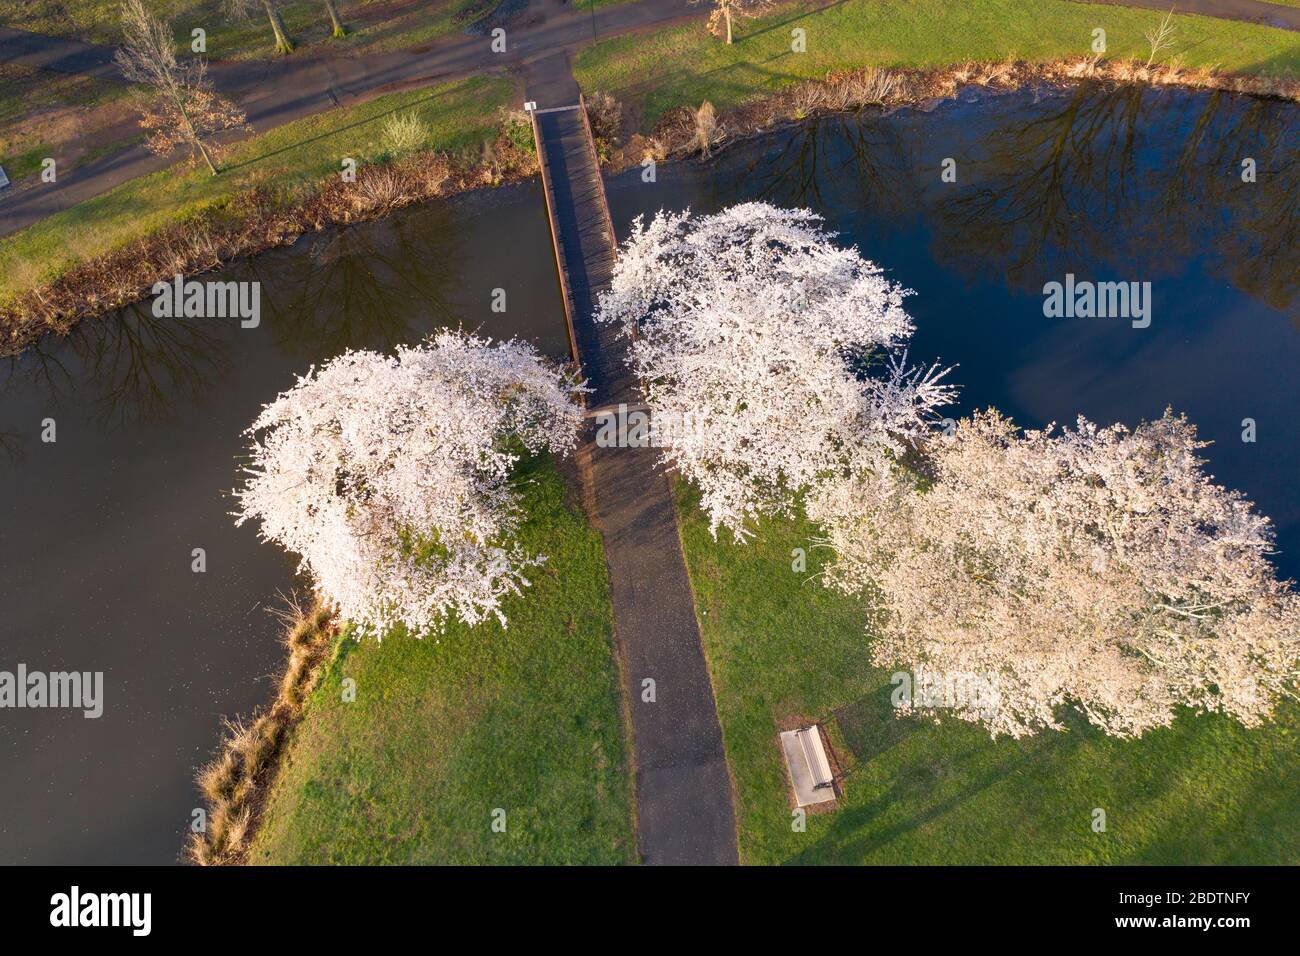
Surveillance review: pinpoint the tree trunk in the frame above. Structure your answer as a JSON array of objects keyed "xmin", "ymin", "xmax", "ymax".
[
  {"xmin": 724, "ymin": 6, "xmax": 732, "ymax": 45},
  {"xmin": 322, "ymin": 0, "xmax": 345, "ymax": 38},
  {"xmin": 174, "ymin": 91, "xmax": 219, "ymax": 175},
  {"xmin": 195, "ymin": 137, "xmax": 219, "ymax": 176},
  {"xmin": 263, "ymin": 1, "xmax": 294, "ymax": 53}
]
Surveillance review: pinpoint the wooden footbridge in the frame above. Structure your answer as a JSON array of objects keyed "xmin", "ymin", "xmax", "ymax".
[
  {"xmin": 528, "ymin": 94, "xmax": 740, "ymax": 866},
  {"xmin": 528, "ymin": 97, "xmax": 630, "ymax": 401}
]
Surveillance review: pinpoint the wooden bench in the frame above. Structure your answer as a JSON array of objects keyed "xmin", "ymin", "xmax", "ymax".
[{"xmin": 779, "ymin": 725, "xmax": 837, "ymax": 807}]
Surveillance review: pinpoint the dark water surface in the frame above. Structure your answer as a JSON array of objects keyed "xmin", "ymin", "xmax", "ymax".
[
  {"xmin": 0, "ymin": 183, "xmax": 566, "ymax": 863},
  {"xmin": 606, "ymin": 82, "xmax": 1298, "ymax": 576},
  {"xmin": 1, "ymin": 83, "xmax": 1295, "ymax": 863}
]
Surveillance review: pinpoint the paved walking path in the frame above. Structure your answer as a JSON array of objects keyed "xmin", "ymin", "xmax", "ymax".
[
  {"xmin": 2, "ymin": 0, "xmax": 1296, "ymax": 236},
  {"xmin": 1075, "ymin": 0, "xmax": 1300, "ymax": 29},
  {"xmin": 0, "ymin": 25, "xmax": 121, "ymax": 80},
  {"xmin": 529, "ymin": 68, "xmax": 739, "ymax": 864},
  {"xmin": 0, "ymin": 0, "xmax": 700, "ymax": 236}
]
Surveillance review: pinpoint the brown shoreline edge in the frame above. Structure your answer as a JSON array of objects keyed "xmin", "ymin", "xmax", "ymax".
[
  {"xmin": 4, "ymin": 54, "xmax": 1297, "ymax": 359},
  {"xmin": 198, "ymin": 456, "xmax": 636, "ymax": 866},
  {"xmin": 0, "ymin": 126, "xmax": 543, "ymax": 359},
  {"xmin": 187, "ymin": 595, "xmax": 337, "ymax": 865}
]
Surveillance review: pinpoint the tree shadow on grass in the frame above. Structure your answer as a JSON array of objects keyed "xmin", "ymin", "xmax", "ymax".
[
  {"xmin": 610, "ymin": 52, "xmax": 808, "ymax": 126},
  {"xmin": 789, "ymin": 724, "xmax": 1088, "ymax": 864},
  {"xmin": 221, "ymin": 81, "xmax": 476, "ymax": 174},
  {"xmin": 736, "ymin": 0, "xmax": 852, "ymax": 45}
]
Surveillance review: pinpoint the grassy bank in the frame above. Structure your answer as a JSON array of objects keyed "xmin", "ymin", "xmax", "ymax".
[
  {"xmin": 0, "ymin": 0, "xmax": 498, "ymax": 59},
  {"xmin": 0, "ymin": 74, "xmax": 511, "ymax": 310},
  {"xmin": 189, "ymin": 596, "xmax": 337, "ymax": 864},
  {"xmin": 674, "ymin": 483, "xmax": 1300, "ymax": 865},
  {"xmin": 249, "ymin": 456, "xmax": 636, "ymax": 865},
  {"xmin": 575, "ymin": 0, "xmax": 1300, "ymax": 129}
]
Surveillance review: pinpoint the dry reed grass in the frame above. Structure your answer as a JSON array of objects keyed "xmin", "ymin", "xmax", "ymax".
[
  {"xmin": 647, "ymin": 55, "xmax": 1298, "ymax": 160},
  {"xmin": 186, "ymin": 593, "xmax": 336, "ymax": 865}
]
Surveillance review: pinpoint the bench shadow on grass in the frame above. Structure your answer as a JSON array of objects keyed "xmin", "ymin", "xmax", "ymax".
[
  {"xmin": 832, "ymin": 680, "xmax": 923, "ymax": 764},
  {"xmin": 795, "ymin": 740, "xmax": 1087, "ymax": 865},
  {"xmin": 790, "ymin": 683, "xmax": 1091, "ymax": 865}
]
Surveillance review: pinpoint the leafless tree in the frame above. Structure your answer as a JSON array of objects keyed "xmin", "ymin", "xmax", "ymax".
[
  {"xmin": 1145, "ymin": 9, "xmax": 1177, "ymax": 66},
  {"xmin": 321, "ymin": 0, "xmax": 346, "ymax": 38},
  {"xmin": 224, "ymin": 0, "xmax": 295, "ymax": 54},
  {"xmin": 694, "ymin": 0, "xmax": 770, "ymax": 45},
  {"xmin": 116, "ymin": 0, "xmax": 249, "ymax": 175}
]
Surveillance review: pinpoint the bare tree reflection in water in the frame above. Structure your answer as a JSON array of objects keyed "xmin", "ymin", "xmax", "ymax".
[
  {"xmin": 930, "ymin": 83, "xmax": 1152, "ymax": 289},
  {"xmin": 719, "ymin": 111, "xmax": 913, "ymax": 216},
  {"xmin": 0, "ymin": 427, "xmax": 20, "ymax": 465},
  {"xmin": 927, "ymin": 84, "xmax": 1297, "ymax": 318},
  {"xmin": 0, "ymin": 197, "xmax": 478, "ymax": 457},
  {"xmin": 2, "ymin": 301, "xmax": 232, "ymax": 432},
  {"xmin": 255, "ymin": 201, "xmax": 468, "ymax": 359}
]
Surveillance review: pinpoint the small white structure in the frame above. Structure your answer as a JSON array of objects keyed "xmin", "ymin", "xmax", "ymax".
[
  {"xmin": 779, "ymin": 725, "xmax": 836, "ymax": 807},
  {"xmin": 0, "ymin": 165, "xmax": 10, "ymax": 190}
]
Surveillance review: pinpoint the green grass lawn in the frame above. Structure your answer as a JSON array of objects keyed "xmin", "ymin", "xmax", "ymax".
[
  {"xmin": 674, "ymin": 482, "xmax": 1300, "ymax": 865},
  {"xmin": 0, "ymin": 0, "xmax": 496, "ymax": 60},
  {"xmin": 0, "ymin": 74, "xmax": 510, "ymax": 305},
  {"xmin": 250, "ymin": 455, "xmax": 635, "ymax": 864},
  {"xmin": 575, "ymin": 0, "xmax": 1300, "ymax": 129}
]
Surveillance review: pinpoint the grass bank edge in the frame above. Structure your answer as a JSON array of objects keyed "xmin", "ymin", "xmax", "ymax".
[
  {"xmin": 187, "ymin": 596, "xmax": 338, "ymax": 864},
  {"xmin": 0, "ymin": 73, "xmax": 525, "ymax": 353},
  {"xmin": 245, "ymin": 454, "xmax": 637, "ymax": 866}
]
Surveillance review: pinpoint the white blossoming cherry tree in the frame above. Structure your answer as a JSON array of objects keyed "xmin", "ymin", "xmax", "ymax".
[
  {"xmin": 812, "ymin": 409, "xmax": 1300, "ymax": 739},
  {"xmin": 595, "ymin": 202, "xmax": 954, "ymax": 540},
  {"xmin": 234, "ymin": 331, "xmax": 586, "ymax": 637}
]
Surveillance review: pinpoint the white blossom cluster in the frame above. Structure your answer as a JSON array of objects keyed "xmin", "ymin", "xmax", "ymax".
[
  {"xmin": 596, "ymin": 202, "xmax": 954, "ymax": 541},
  {"xmin": 231, "ymin": 200, "xmax": 1297, "ymax": 742},
  {"xmin": 234, "ymin": 331, "xmax": 586, "ymax": 637},
  {"xmin": 812, "ymin": 410, "xmax": 1300, "ymax": 738}
]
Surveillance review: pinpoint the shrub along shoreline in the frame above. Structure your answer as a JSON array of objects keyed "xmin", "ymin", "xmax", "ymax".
[
  {"xmin": 3, "ymin": 50, "xmax": 1296, "ymax": 358},
  {"xmin": 638, "ymin": 56, "xmax": 1299, "ymax": 164}
]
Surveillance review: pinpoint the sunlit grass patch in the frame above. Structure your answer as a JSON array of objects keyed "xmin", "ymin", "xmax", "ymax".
[
  {"xmin": 674, "ymin": 481, "xmax": 1300, "ymax": 865},
  {"xmin": 249, "ymin": 456, "xmax": 635, "ymax": 865},
  {"xmin": 575, "ymin": 0, "xmax": 1300, "ymax": 130}
]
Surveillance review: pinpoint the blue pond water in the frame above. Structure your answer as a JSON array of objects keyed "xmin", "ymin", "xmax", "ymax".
[
  {"xmin": 606, "ymin": 83, "xmax": 1299, "ymax": 580},
  {"xmin": 0, "ymin": 82, "xmax": 1294, "ymax": 863}
]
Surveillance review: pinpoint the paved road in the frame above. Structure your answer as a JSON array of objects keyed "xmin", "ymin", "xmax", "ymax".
[
  {"xmin": 0, "ymin": 0, "xmax": 700, "ymax": 236},
  {"xmin": 1075, "ymin": 0, "xmax": 1300, "ymax": 29},
  {"xmin": 531, "ymin": 80, "xmax": 740, "ymax": 864},
  {"xmin": 3, "ymin": 0, "xmax": 1297, "ymax": 235}
]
